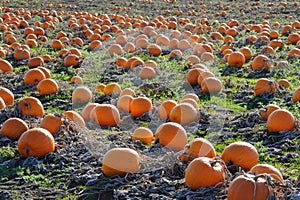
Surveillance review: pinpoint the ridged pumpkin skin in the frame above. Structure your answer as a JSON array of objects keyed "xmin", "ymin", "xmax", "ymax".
[
  {"xmin": 266, "ymin": 109, "xmax": 295, "ymax": 132},
  {"xmin": 17, "ymin": 128, "xmax": 55, "ymax": 158},
  {"xmin": 250, "ymin": 164, "xmax": 284, "ymax": 183},
  {"xmin": 1, "ymin": 118, "xmax": 29, "ymax": 140},
  {"xmin": 181, "ymin": 138, "xmax": 216, "ymax": 163},
  {"xmin": 155, "ymin": 122, "xmax": 188, "ymax": 151},
  {"xmin": 17, "ymin": 97, "xmax": 44, "ymax": 118},
  {"xmin": 102, "ymin": 148, "xmax": 140, "ymax": 177},
  {"xmin": 90, "ymin": 104, "xmax": 120, "ymax": 127},
  {"xmin": 185, "ymin": 157, "xmax": 225, "ymax": 190},
  {"xmin": 227, "ymin": 174, "xmax": 274, "ymax": 200},
  {"xmin": 132, "ymin": 127, "xmax": 153, "ymax": 145},
  {"xmin": 221, "ymin": 141, "xmax": 258, "ymax": 170}
]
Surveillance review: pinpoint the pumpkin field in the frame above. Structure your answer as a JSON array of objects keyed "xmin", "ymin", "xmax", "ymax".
[{"xmin": 0, "ymin": 0, "xmax": 300, "ymax": 199}]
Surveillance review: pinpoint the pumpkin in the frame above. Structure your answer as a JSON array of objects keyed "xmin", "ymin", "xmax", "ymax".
[
  {"xmin": 37, "ymin": 78, "xmax": 59, "ymax": 95},
  {"xmin": 17, "ymin": 128, "xmax": 55, "ymax": 158},
  {"xmin": 155, "ymin": 122, "xmax": 188, "ymax": 151},
  {"xmin": 0, "ymin": 86, "xmax": 14, "ymax": 106},
  {"xmin": 250, "ymin": 163, "xmax": 284, "ymax": 183},
  {"xmin": 139, "ymin": 66, "xmax": 156, "ymax": 79},
  {"xmin": 13, "ymin": 48, "xmax": 31, "ymax": 61},
  {"xmin": 221, "ymin": 141, "xmax": 258, "ymax": 170},
  {"xmin": 24, "ymin": 68, "xmax": 46, "ymax": 85},
  {"xmin": 144, "ymin": 60, "xmax": 158, "ymax": 69},
  {"xmin": 115, "ymin": 57, "xmax": 127, "ymax": 68},
  {"xmin": 182, "ymin": 93, "xmax": 199, "ymax": 103},
  {"xmin": 179, "ymin": 98, "xmax": 198, "ymax": 110},
  {"xmin": 135, "ymin": 38, "xmax": 149, "ymax": 49},
  {"xmin": 63, "ymin": 54, "xmax": 80, "ymax": 67},
  {"xmin": 277, "ymin": 79, "xmax": 291, "ymax": 88},
  {"xmin": 72, "ymin": 86, "xmax": 93, "ymax": 105},
  {"xmin": 51, "ymin": 39, "xmax": 64, "ymax": 50},
  {"xmin": 251, "ymin": 55, "xmax": 272, "ymax": 72},
  {"xmin": 185, "ymin": 157, "xmax": 225, "ymax": 190},
  {"xmin": 169, "ymin": 103, "xmax": 198, "ymax": 126},
  {"xmin": 102, "ymin": 148, "xmax": 140, "ymax": 177},
  {"xmin": 130, "ymin": 97, "xmax": 152, "ymax": 117},
  {"xmin": 267, "ymin": 109, "xmax": 295, "ymax": 132},
  {"xmin": 1, "ymin": 117, "xmax": 29, "ymax": 140},
  {"xmin": 70, "ymin": 75, "xmax": 83, "ymax": 84},
  {"xmin": 62, "ymin": 110, "xmax": 86, "ymax": 127},
  {"xmin": 177, "ymin": 39, "xmax": 191, "ymax": 51},
  {"xmin": 132, "ymin": 127, "xmax": 153, "ymax": 145},
  {"xmin": 124, "ymin": 42, "xmax": 135, "ymax": 53},
  {"xmin": 0, "ymin": 97, "xmax": 5, "ymax": 109},
  {"xmin": 148, "ymin": 44, "xmax": 162, "ymax": 56},
  {"xmin": 37, "ymin": 67, "xmax": 51, "ymax": 78},
  {"xmin": 227, "ymin": 174, "xmax": 275, "ymax": 200},
  {"xmin": 69, "ymin": 48, "xmax": 82, "ymax": 58},
  {"xmin": 90, "ymin": 104, "xmax": 120, "ymax": 127},
  {"xmin": 227, "ymin": 51, "xmax": 245, "ymax": 68},
  {"xmin": 81, "ymin": 103, "xmax": 100, "ymax": 122},
  {"xmin": 287, "ymin": 33, "xmax": 300, "ymax": 45},
  {"xmin": 108, "ymin": 44, "xmax": 123, "ymax": 57},
  {"xmin": 104, "ymin": 83, "xmax": 122, "ymax": 96},
  {"xmin": 40, "ymin": 114, "xmax": 63, "ymax": 135},
  {"xmin": 117, "ymin": 95, "xmax": 134, "ymax": 113},
  {"xmin": 0, "ymin": 59, "xmax": 13, "ymax": 73},
  {"xmin": 253, "ymin": 78, "xmax": 276, "ymax": 96},
  {"xmin": 201, "ymin": 77, "xmax": 223, "ymax": 94},
  {"xmin": 181, "ymin": 138, "xmax": 216, "ymax": 163},
  {"xmin": 158, "ymin": 100, "xmax": 177, "ymax": 121},
  {"xmin": 120, "ymin": 88, "xmax": 136, "ymax": 97},
  {"xmin": 17, "ymin": 97, "xmax": 44, "ymax": 118},
  {"xmin": 186, "ymin": 68, "xmax": 206, "ymax": 86},
  {"xmin": 259, "ymin": 104, "xmax": 280, "ymax": 121},
  {"xmin": 292, "ymin": 87, "xmax": 300, "ymax": 102},
  {"xmin": 89, "ymin": 40, "xmax": 103, "ymax": 51},
  {"xmin": 197, "ymin": 71, "xmax": 215, "ymax": 85}
]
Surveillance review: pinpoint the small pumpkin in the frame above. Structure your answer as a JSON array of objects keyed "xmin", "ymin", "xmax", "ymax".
[
  {"xmin": 104, "ymin": 83, "xmax": 122, "ymax": 96},
  {"xmin": 227, "ymin": 174, "xmax": 275, "ymax": 200},
  {"xmin": 155, "ymin": 122, "xmax": 188, "ymax": 151},
  {"xmin": 102, "ymin": 148, "xmax": 140, "ymax": 177},
  {"xmin": 227, "ymin": 51, "xmax": 245, "ymax": 68},
  {"xmin": 132, "ymin": 127, "xmax": 153, "ymax": 145},
  {"xmin": 63, "ymin": 54, "xmax": 80, "ymax": 67},
  {"xmin": 267, "ymin": 109, "xmax": 295, "ymax": 132},
  {"xmin": 62, "ymin": 110, "xmax": 86, "ymax": 127},
  {"xmin": 24, "ymin": 68, "xmax": 46, "ymax": 85},
  {"xmin": 253, "ymin": 78, "xmax": 276, "ymax": 96},
  {"xmin": 201, "ymin": 77, "xmax": 223, "ymax": 94},
  {"xmin": 108, "ymin": 44, "xmax": 123, "ymax": 57},
  {"xmin": 120, "ymin": 88, "xmax": 136, "ymax": 97},
  {"xmin": 17, "ymin": 128, "xmax": 55, "ymax": 158},
  {"xmin": 148, "ymin": 44, "xmax": 162, "ymax": 57},
  {"xmin": 90, "ymin": 104, "xmax": 120, "ymax": 127},
  {"xmin": 13, "ymin": 48, "xmax": 31, "ymax": 61},
  {"xmin": 169, "ymin": 103, "xmax": 198, "ymax": 126},
  {"xmin": 292, "ymin": 87, "xmax": 300, "ymax": 102},
  {"xmin": 139, "ymin": 66, "xmax": 156, "ymax": 79},
  {"xmin": 250, "ymin": 163, "xmax": 284, "ymax": 183},
  {"xmin": 158, "ymin": 99, "xmax": 177, "ymax": 121},
  {"xmin": 17, "ymin": 97, "xmax": 44, "ymax": 118},
  {"xmin": 186, "ymin": 68, "xmax": 206, "ymax": 86},
  {"xmin": 130, "ymin": 97, "xmax": 152, "ymax": 117},
  {"xmin": 81, "ymin": 103, "xmax": 100, "ymax": 122},
  {"xmin": 181, "ymin": 138, "xmax": 216, "ymax": 163},
  {"xmin": 0, "ymin": 59, "xmax": 13, "ymax": 73},
  {"xmin": 37, "ymin": 78, "xmax": 59, "ymax": 95},
  {"xmin": 117, "ymin": 95, "xmax": 134, "ymax": 113},
  {"xmin": 221, "ymin": 141, "xmax": 258, "ymax": 170},
  {"xmin": 185, "ymin": 157, "xmax": 226, "ymax": 190},
  {"xmin": 1, "ymin": 117, "xmax": 29, "ymax": 140},
  {"xmin": 277, "ymin": 79, "xmax": 291, "ymax": 88},
  {"xmin": 72, "ymin": 86, "xmax": 93, "ymax": 105},
  {"xmin": 40, "ymin": 114, "xmax": 63, "ymax": 135},
  {"xmin": 182, "ymin": 93, "xmax": 199, "ymax": 103}
]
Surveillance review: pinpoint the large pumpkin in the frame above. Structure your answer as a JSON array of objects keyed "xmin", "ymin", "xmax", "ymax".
[
  {"xmin": 130, "ymin": 97, "xmax": 152, "ymax": 117},
  {"xmin": 1, "ymin": 118, "xmax": 29, "ymax": 140},
  {"xmin": 155, "ymin": 122, "xmax": 188, "ymax": 151},
  {"xmin": 221, "ymin": 141, "xmax": 258, "ymax": 170},
  {"xmin": 102, "ymin": 148, "xmax": 140, "ymax": 177},
  {"xmin": 227, "ymin": 174, "xmax": 275, "ymax": 200},
  {"xmin": 90, "ymin": 104, "xmax": 120, "ymax": 127},
  {"xmin": 169, "ymin": 103, "xmax": 198, "ymax": 126},
  {"xmin": 253, "ymin": 78, "xmax": 276, "ymax": 96},
  {"xmin": 17, "ymin": 128, "xmax": 55, "ymax": 158},
  {"xmin": 185, "ymin": 157, "xmax": 226, "ymax": 190},
  {"xmin": 17, "ymin": 97, "xmax": 44, "ymax": 118},
  {"xmin": 266, "ymin": 109, "xmax": 295, "ymax": 132}
]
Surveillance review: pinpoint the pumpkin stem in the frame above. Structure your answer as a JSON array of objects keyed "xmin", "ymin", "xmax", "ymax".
[{"xmin": 25, "ymin": 147, "xmax": 30, "ymax": 155}]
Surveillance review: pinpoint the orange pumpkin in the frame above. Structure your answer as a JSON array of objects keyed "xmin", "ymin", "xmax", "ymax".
[
  {"xmin": 155, "ymin": 122, "xmax": 188, "ymax": 151},
  {"xmin": 169, "ymin": 103, "xmax": 198, "ymax": 126},
  {"xmin": 250, "ymin": 164, "xmax": 284, "ymax": 183},
  {"xmin": 62, "ymin": 110, "xmax": 86, "ymax": 127},
  {"xmin": 102, "ymin": 148, "xmax": 140, "ymax": 177},
  {"xmin": 1, "ymin": 117, "xmax": 29, "ymax": 140},
  {"xmin": 81, "ymin": 103, "xmax": 100, "ymax": 122},
  {"xmin": 0, "ymin": 86, "xmax": 14, "ymax": 106},
  {"xmin": 0, "ymin": 59, "xmax": 13, "ymax": 73},
  {"xmin": 139, "ymin": 66, "xmax": 156, "ymax": 79},
  {"xmin": 148, "ymin": 44, "xmax": 162, "ymax": 56},
  {"xmin": 13, "ymin": 48, "xmax": 31, "ymax": 61},
  {"xmin": 132, "ymin": 127, "xmax": 153, "ymax": 145},
  {"xmin": 120, "ymin": 88, "xmax": 136, "ymax": 97},
  {"xmin": 292, "ymin": 87, "xmax": 300, "ymax": 102},
  {"xmin": 17, "ymin": 97, "xmax": 44, "ymax": 118},
  {"xmin": 221, "ymin": 141, "xmax": 258, "ymax": 170},
  {"xmin": 90, "ymin": 104, "xmax": 120, "ymax": 127},
  {"xmin": 18, "ymin": 128, "xmax": 55, "ymax": 158},
  {"xmin": 72, "ymin": 86, "xmax": 93, "ymax": 105},
  {"xmin": 267, "ymin": 109, "xmax": 295, "ymax": 132},
  {"xmin": 181, "ymin": 138, "xmax": 216, "ymax": 163},
  {"xmin": 24, "ymin": 68, "xmax": 46, "ymax": 85},
  {"xmin": 227, "ymin": 174, "xmax": 275, "ymax": 200},
  {"xmin": 130, "ymin": 97, "xmax": 152, "ymax": 117},
  {"xmin": 227, "ymin": 51, "xmax": 245, "ymax": 68},
  {"xmin": 259, "ymin": 104, "xmax": 280, "ymax": 121},
  {"xmin": 182, "ymin": 93, "xmax": 200, "ymax": 103},
  {"xmin": 158, "ymin": 100, "xmax": 177, "ymax": 121},
  {"xmin": 37, "ymin": 78, "xmax": 59, "ymax": 95},
  {"xmin": 253, "ymin": 78, "xmax": 276, "ymax": 96},
  {"xmin": 117, "ymin": 95, "xmax": 134, "ymax": 113},
  {"xmin": 63, "ymin": 54, "xmax": 80, "ymax": 67},
  {"xmin": 104, "ymin": 83, "xmax": 122, "ymax": 96},
  {"xmin": 40, "ymin": 114, "xmax": 63, "ymax": 135},
  {"xmin": 108, "ymin": 44, "xmax": 123, "ymax": 57},
  {"xmin": 251, "ymin": 55, "xmax": 272, "ymax": 72},
  {"xmin": 185, "ymin": 157, "xmax": 225, "ymax": 190},
  {"xmin": 201, "ymin": 77, "xmax": 223, "ymax": 94}
]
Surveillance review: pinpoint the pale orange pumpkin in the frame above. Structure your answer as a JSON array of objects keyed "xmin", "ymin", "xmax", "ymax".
[{"xmin": 132, "ymin": 127, "xmax": 153, "ymax": 145}]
